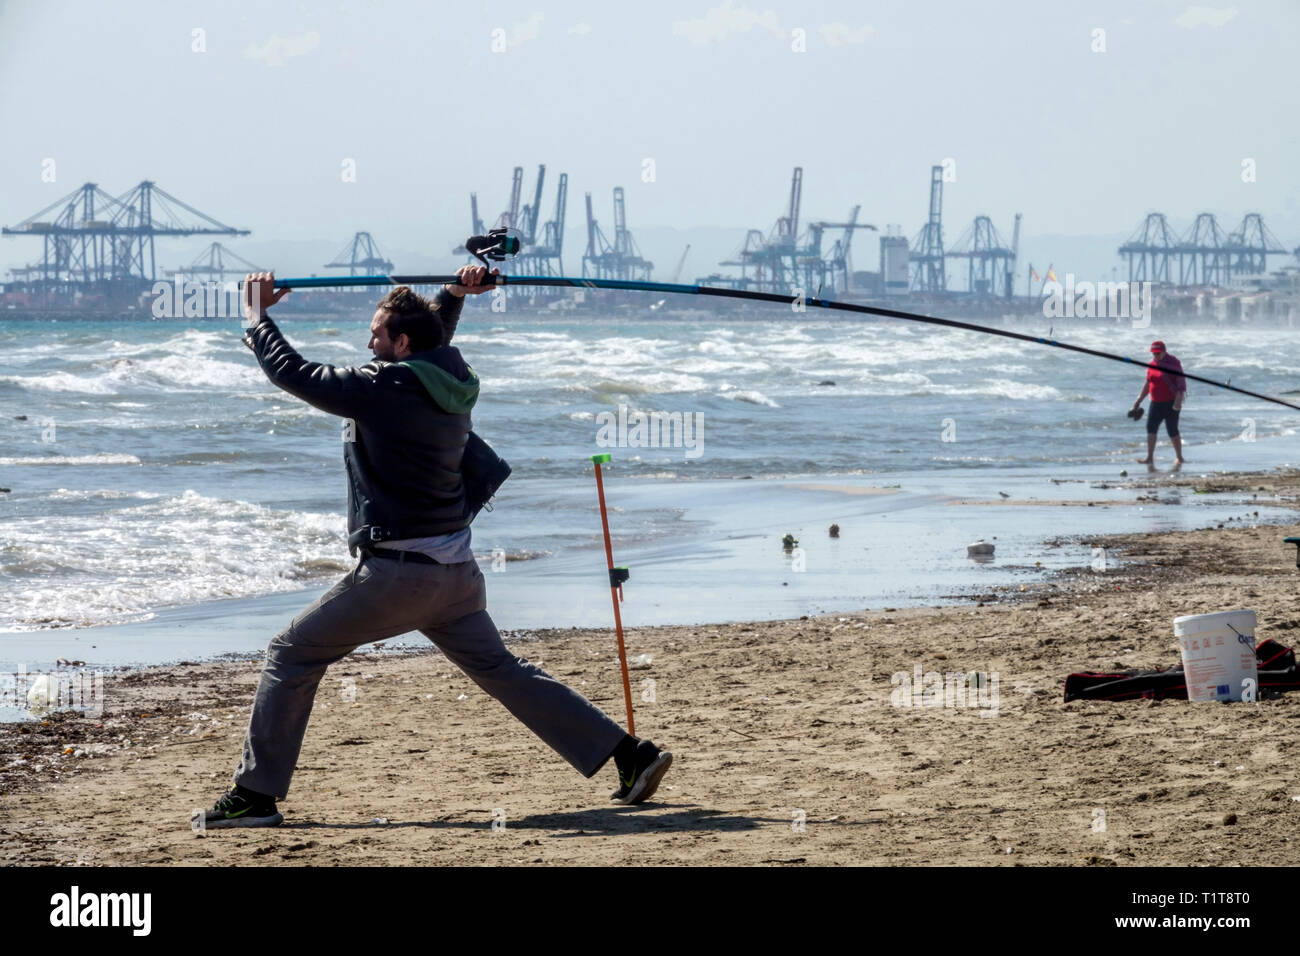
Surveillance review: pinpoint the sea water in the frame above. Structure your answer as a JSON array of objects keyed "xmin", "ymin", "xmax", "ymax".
[{"xmin": 0, "ymin": 308, "xmax": 1295, "ymax": 663}]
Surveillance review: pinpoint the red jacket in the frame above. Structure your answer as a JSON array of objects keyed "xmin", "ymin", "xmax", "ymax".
[{"xmin": 1147, "ymin": 354, "xmax": 1186, "ymax": 403}]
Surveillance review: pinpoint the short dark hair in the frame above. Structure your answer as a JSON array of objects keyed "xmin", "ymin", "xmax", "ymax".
[{"xmin": 377, "ymin": 286, "xmax": 444, "ymax": 353}]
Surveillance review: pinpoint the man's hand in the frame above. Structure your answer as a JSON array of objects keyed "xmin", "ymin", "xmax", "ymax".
[
  {"xmin": 242, "ymin": 272, "xmax": 290, "ymax": 324},
  {"xmin": 445, "ymin": 264, "xmax": 500, "ymax": 298}
]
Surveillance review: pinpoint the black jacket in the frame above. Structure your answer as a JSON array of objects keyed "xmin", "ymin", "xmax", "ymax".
[{"xmin": 243, "ymin": 289, "xmax": 478, "ymax": 554}]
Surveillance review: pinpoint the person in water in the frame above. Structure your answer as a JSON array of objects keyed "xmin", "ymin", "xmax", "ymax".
[{"xmin": 1131, "ymin": 339, "xmax": 1186, "ymax": 468}]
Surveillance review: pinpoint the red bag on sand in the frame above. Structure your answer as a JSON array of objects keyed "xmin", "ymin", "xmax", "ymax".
[{"xmin": 1063, "ymin": 639, "xmax": 1300, "ymax": 701}]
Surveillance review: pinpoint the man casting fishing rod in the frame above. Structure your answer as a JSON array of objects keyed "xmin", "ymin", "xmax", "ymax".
[
  {"xmin": 200, "ymin": 265, "xmax": 672, "ymax": 828},
  {"xmin": 1131, "ymin": 339, "xmax": 1187, "ymax": 469}
]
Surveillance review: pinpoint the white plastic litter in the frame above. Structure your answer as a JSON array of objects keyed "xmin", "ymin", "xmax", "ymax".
[{"xmin": 26, "ymin": 674, "xmax": 59, "ymax": 715}]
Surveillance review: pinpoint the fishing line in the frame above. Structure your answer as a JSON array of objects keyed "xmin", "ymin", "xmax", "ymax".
[{"xmin": 247, "ymin": 230, "xmax": 1299, "ymax": 413}]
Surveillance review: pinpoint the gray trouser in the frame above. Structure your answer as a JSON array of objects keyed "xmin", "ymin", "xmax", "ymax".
[{"xmin": 233, "ymin": 554, "xmax": 628, "ymax": 799}]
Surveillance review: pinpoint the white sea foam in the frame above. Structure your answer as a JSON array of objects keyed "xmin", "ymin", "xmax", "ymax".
[
  {"xmin": 899, "ymin": 379, "xmax": 1064, "ymax": 401},
  {"xmin": 123, "ymin": 353, "xmax": 263, "ymax": 389},
  {"xmin": 0, "ymin": 489, "xmax": 347, "ymax": 631},
  {"xmin": 0, "ymin": 372, "xmax": 118, "ymax": 395},
  {"xmin": 669, "ymin": 355, "xmax": 768, "ymax": 375},
  {"xmin": 865, "ymin": 371, "xmax": 934, "ymax": 387},
  {"xmin": 0, "ymin": 351, "xmax": 261, "ymax": 395},
  {"xmin": 698, "ymin": 339, "xmax": 746, "ymax": 358},
  {"xmin": 718, "ymin": 386, "xmax": 780, "ymax": 407},
  {"xmin": 961, "ymin": 380, "xmax": 1063, "ymax": 401},
  {"xmin": 44, "ymin": 488, "xmax": 162, "ymax": 502},
  {"xmin": 1184, "ymin": 353, "xmax": 1268, "ymax": 371},
  {"xmin": 102, "ymin": 329, "xmax": 228, "ymax": 358},
  {"xmin": 0, "ymin": 453, "xmax": 142, "ymax": 466}
]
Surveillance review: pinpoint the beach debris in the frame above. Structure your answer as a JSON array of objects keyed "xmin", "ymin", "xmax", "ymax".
[
  {"xmin": 629, "ymin": 653, "xmax": 653, "ymax": 670},
  {"xmin": 456, "ymin": 693, "xmax": 467, "ymax": 701},
  {"xmin": 828, "ymin": 524, "xmax": 840, "ymax": 538},
  {"xmin": 26, "ymin": 674, "xmax": 59, "ymax": 715},
  {"xmin": 1222, "ymin": 813, "xmax": 1238, "ymax": 826},
  {"xmin": 1066, "ymin": 637, "xmax": 1298, "ymax": 702},
  {"xmin": 782, "ymin": 534, "xmax": 798, "ymax": 551},
  {"xmin": 967, "ymin": 540, "xmax": 995, "ymax": 558}
]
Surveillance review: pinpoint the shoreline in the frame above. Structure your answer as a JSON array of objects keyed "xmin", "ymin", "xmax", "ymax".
[
  {"xmin": 2, "ymin": 467, "xmax": 1299, "ymax": 864},
  {"xmin": 5, "ymin": 461, "xmax": 1297, "ymax": 672}
]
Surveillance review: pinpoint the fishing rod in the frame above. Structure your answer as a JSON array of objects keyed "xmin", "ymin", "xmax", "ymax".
[{"xmin": 252, "ymin": 230, "xmax": 1300, "ymax": 413}]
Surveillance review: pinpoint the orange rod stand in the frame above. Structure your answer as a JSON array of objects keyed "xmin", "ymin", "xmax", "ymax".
[{"xmin": 592, "ymin": 454, "xmax": 634, "ymax": 736}]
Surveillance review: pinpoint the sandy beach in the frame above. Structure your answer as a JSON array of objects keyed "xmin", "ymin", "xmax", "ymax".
[{"xmin": 4, "ymin": 467, "xmax": 1300, "ymax": 867}]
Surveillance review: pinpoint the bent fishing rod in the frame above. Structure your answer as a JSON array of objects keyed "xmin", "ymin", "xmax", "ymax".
[{"xmin": 246, "ymin": 228, "xmax": 1300, "ymax": 414}]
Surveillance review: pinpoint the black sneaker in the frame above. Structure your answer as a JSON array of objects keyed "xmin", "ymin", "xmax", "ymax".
[
  {"xmin": 199, "ymin": 785, "xmax": 283, "ymax": 829},
  {"xmin": 610, "ymin": 739, "xmax": 673, "ymax": 805}
]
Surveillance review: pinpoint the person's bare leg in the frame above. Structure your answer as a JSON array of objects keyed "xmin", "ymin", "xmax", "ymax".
[
  {"xmin": 1171, "ymin": 434, "xmax": 1185, "ymax": 464},
  {"xmin": 1137, "ymin": 432, "xmax": 1156, "ymax": 465}
]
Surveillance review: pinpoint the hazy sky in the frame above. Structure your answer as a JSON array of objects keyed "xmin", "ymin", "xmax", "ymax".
[{"xmin": 2, "ymin": 0, "xmax": 1297, "ymax": 280}]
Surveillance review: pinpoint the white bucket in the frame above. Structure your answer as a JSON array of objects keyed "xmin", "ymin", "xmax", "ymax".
[{"xmin": 1173, "ymin": 610, "xmax": 1258, "ymax": 702}]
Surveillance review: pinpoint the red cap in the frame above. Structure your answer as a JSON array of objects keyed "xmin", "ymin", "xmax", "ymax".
[{"xmin": 1150, "ymin": 340, "xmax": 1166, "ymax": 353}]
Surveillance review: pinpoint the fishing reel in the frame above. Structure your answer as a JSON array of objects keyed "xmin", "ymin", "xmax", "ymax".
[{"xmin": 464, "ymin": 228, "xmax": 520, "ymax": 268}]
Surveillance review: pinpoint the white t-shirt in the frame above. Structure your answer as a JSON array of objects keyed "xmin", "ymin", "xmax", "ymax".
[{"xmin": 375, "ymin": 527, "xmax": 474, "ymax": 563}]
